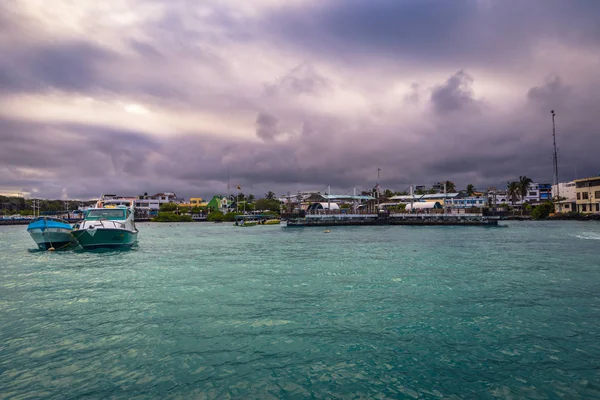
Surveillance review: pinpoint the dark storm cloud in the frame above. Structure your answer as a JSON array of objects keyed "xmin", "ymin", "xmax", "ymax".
[
  {"xmin": 0, "ymin": 36, "xmax": 117, "ymax": 93},
  {"xmin": 430, "ymin": 70, "xmax": 479, "ymax": 114},
  {"xmin": 260, "ymin": 0, "xmax": 600, "ymax": 68},
  {"xmin": 527, "ymin": 75, "xmax": 571, "ymax": 111},
  {"xmin": 1, "ymin": 0, "xmax": 600, "ymax": 199},
  {"xmin": 255, "ymin": 112, "xmax": 280, "ymax": 141}
]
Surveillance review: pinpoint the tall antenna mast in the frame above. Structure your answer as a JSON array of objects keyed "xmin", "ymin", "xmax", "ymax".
[{"xmin": 551, "ymin": 110, "xmax": 560, "ymax": 201}]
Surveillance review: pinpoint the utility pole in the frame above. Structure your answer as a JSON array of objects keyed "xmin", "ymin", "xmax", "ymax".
[
  {"xmin": 551, "ymin": 110, "xmax": 560, "ymax": 203},
  {"xmin": 376, "ymin": 167, "xmax": 381, "ymax": 211}
]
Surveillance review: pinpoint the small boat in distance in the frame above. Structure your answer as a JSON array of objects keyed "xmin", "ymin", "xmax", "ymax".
[
  {"xmin": 27, "ymin": 217, "xmax": 76, "ymax": 250},
  {"xmin": 72, "ymin": 199, "xmax": 138, "ymax": 249},
  {"xmin": 234, "ymin": 215, "xmax": 258, "ymax": 227}
]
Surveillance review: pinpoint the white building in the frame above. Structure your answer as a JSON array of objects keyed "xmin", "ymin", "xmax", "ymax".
[
  {"xmin": 445, "ymin": 195, "xmax": 488, "ymax": 209},
  {"xmin": 134, "ymin": 192, "xmax": 184, "ymax": 214},
  {"xmin": 552, "ymin": 181, "xmax": 577, "ymax": 213}
]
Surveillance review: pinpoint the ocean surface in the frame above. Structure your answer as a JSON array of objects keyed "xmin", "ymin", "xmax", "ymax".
[{"xmin": 1, "ymin": 221, "xmax": 600, "ymax": 399}]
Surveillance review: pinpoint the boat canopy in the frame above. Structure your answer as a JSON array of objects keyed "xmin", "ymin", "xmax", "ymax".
[{"xmin": 27, "ymin": 217, "xmax": 72, "ymax": 231}]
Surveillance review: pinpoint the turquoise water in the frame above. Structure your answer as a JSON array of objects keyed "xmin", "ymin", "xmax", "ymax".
[{"xmin": 1, "ymin": 221, "xmax": 600, "ymax": 399}]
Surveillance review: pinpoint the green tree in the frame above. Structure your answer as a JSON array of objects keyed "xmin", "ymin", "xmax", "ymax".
[
  {"xmin": 518, "ymin": 175, "xmax": 533, "ymax": 215},
  {"xmin": 247, "ymin": 194, "xmax": 255, "ymax": 203},
  {"xmin": 207, "ymin": 211, "xmax": 225, "ymax": 222},
  {"xmin": 518, "ymin": 176, "xmax": 533, "ymax": 203},
  {"xmin": 255, "ymin": 198, "xmax": 281, "ymax": 213},
  {"xmin": 178, "ymin": 206, "xmax": 190, "ymax": 214},
  {"xmin": 383, "ymin": 189, "xmax": 394, "ymax": 198},
  {"xmin": 445, "ymin": 181, "xmax": 457, "ymax": 193},
  {"xmin": 466, "ymin": 184, "xmax": 475, "ymax": 196},
  {"xmin": 531, "ymin": 201, "xmax": 554, "ymax": 220},
  {"xmin": 153, "ymin": 212, "xmax": 193, "ymax": 222},
  {"xmin": 160, "ymin": 202, "xmax": 177, "ymax": 212},
  {"xmin": 507, "ymin": 181, "xmax": 519, "ymax": 207},
  {"xmin": 265, "ymin": 191, "xmax": 276, "ymax": 200}
]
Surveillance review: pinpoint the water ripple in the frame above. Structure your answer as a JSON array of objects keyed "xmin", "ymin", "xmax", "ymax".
[{"xmin": 1, "ymin": 221, "xmax": 600, "ymax": 398}]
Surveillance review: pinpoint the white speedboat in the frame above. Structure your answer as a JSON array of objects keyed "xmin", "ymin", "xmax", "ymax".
[{"xmin": 72, "ymin": 200, "xmax": 138, "ymax": 249}]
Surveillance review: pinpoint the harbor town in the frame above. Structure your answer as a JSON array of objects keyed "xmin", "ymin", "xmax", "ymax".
[{"xmin": 3, "ymin": 174, "xmax": 600, "ymax": 226}]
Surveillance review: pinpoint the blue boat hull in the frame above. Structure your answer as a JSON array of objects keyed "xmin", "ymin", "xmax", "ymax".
[{"xmin": 27, "ymin": 218, "xmax": 76, "ymax": 250}]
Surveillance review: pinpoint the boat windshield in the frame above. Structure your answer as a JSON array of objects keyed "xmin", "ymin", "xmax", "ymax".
[{"xmin": 86, "ymin": 209, "xmax": 126, "ymax": 220}]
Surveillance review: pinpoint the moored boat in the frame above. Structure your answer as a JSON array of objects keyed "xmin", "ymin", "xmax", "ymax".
[
  {"xmin": 234, "ymin": 216, "xmax": 258, "ymax": 227},
  {"xmin": 72, "ymin": 200, "xmax": 138, "ymax": 249},
  {"xmin": 262, "ymin": 218, "xmax": 281, "ymax": 225},
  {"xmin": 27, "ymin": 217, "xmax": 76, "ymax": 250}
]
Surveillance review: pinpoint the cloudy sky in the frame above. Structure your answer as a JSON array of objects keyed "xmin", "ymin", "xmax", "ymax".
[{"xmin": 1, "ymin": 0, "xmax": 599, "ymax": 200}]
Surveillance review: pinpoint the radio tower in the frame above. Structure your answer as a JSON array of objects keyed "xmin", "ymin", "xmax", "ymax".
[{"xmin": 551, "ymin": 110, "xmax": 559, "ymax": 201}]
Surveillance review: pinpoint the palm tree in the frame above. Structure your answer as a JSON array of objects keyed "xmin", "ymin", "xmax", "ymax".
[
  {"xmin": 466, "ymin": 184, "xmax": 475, "ymax": 196},
  {"xmin": 518, "ymin": 175, "xmax": 533, "ymax": 215},
  {"xmin": 507, "ymin": 181, "xmax": 520, "ymax": 208},
  {"xmin": 518, "ymin": 176, "xmax": 533, "ymax": 202},
  {"xmin": 265, "ymin": 191, "xmax": 276, "ymax": 200}
]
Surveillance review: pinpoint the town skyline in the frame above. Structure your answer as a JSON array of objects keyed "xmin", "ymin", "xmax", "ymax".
[{"xmin": 1, "ymin": 1, "xmax": 599, "ymax": 199}]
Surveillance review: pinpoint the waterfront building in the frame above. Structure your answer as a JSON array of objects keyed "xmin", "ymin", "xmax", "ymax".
[
  {"xmin": 539, "ymin": 183, "xmax": 552, "ymax": 202},
  {"xmin": 134, "ymin": 192, "xmax": 185, "ymax": 216},
  {"xmin": 574, "ymin": 175, "xmax": 600, "ymax": 214},
  {"xmin": 552, "ymin": 181, "xmax": 577, "ymax": 213},
  {"xmin": 177, "ymin": 197, "xmax": 208, "ymax": 209},
  {"xmin": 390, "ymin": 193, "xmax": 459, "ymax": 203},
  {"xmin": 445, "ymin": 194, "xmax": 488, "ymax": 209},
  {"xmin": 207, "ymin": 195, "xmax": 232, "ymax": 213}
]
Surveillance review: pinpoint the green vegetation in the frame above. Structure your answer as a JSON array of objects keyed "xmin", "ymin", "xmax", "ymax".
[
  {"xmin": 153, "ymin": 212, "xmax": 193, "ymax": 222},
  {"xmin": 531, "ymin": 201, "xmax": 554, "ymax": 220},
  {"xmin": 507, "ymin": 181, "xmax": 520, "ymax": 207},
  {"xmin": 1, "ymin": 195, "xmax": 95, "ymax": 215},
  {"xmin": 518, "ymin": 176, "xmax": 533, "ymax": 202},
  {"xmin": 387, "ymin": 204, "xmax": 407, "ymax": 212},
  {"xmin": 206, "ymin": 211, "xmax": 238, "ymax": 222},
  {"xmin": 178, "ymin": 206, "xmax": 190, "ymax": 214},
  {"xmin": 206, "ymin": 211, "xmax": 225, "ymax": 221},
  {"xmin": 159, "ymin": 202, "xmax": 178, "ymax": 212},
  {"xmin": 466, "ymin": 184, "xmax": 475, "ymax": 196},
  {"xmin": 254, "ymin": 198, "xmax": 281, "ymax": 213},
  {"xmin": 445, "ymin": 181, "xmax": 457, "ymax": 193}
]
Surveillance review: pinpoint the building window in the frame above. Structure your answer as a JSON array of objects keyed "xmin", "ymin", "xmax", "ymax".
[
  {"xmin": 564, "ymin": 204, "xmax": 570, "ymax": 209},
  {"xmin": 582, "ymin": 205, "xmax": 587, "ymax": 212},
  {"xmin": 595, "ymin": 191, "xmax": 600, "ymax": 199},
  {"xmin": 577, "ymin": 193, "xmax": 581, "ymax": 200},
  {"xmin": 582, "ymin": 192, "xmax": 589, "ymax": 200},
  {"xmin": 597, "ymin": 204, "xmax": 600, "ymax": 212}
]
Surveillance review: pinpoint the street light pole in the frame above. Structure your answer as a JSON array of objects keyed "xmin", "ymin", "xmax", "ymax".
[{"xmin": 551, "ymin": 110, "xmax": 560, "ymax": 205}]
